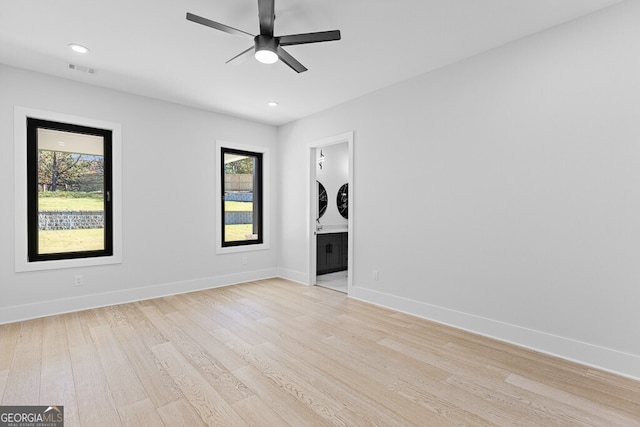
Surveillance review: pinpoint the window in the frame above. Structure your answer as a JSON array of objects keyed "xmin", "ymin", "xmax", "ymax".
[
  {"xmin": 27, "ymin": 118, "xmax": 113, "ymax": 261},
  {"xmin": 221, "ymin": 147, "xmax": 263, "ymax": 247},
  {"xmin": 15, "ymin": 107, "xmax": 122, "ymax": 272}
]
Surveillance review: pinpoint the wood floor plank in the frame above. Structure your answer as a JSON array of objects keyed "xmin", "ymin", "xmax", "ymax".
[
  {"xmin": 111, "ymin": 323, "xmax": 183, "ymax": 408},
  {"xmin": 88, "ymin": 325, "xmax": 148, "ymax": 408},
  {"xmin": 230, "ymin": 281, "xmax": 324, "ymax": 321},
  {"xmin": 118, "ymin": 397, "xmax": 164, "ymax": 427},
  {"xmin": 232, "ymin": 394, "xmax": 290, "ymax": 427},
  {"xmin": 1, "ymin": 319, "xmax": 42, "ymax": 405},
  {"xmin": 387, "ymin": 378, "xmax": 497, "ymax": 426},
  {"xmin": 180, "ymin": 291, "xmax": 268, "ymax": 346},
  {"xmin": 377, "ymin": 336, "xmax": 512, "ymax": 384},
  {"xmin": 0, "ymin": 321, "xmax": 21, "ymax": 371},
  {"xmin": 141, "ymin": 305, "xmax": 252, "ymax": 405},
  {"xmin": 296, "ymin": 347, "xmax": 422, "ymax": 426},
  {"xmin": 322, "ymin": 333, "xmax": 449, "ymax": 386},
  {"xmin": 584, "ymin": 368, "xmax": 640, "ymax": 409},
  {"xmin": 205, "ymin": 287, "xmax": 269, "ymax": 322},
  {"xmin": 259, "ymin": 341, "xmax": 423, "ymax": 427},
  {"xmin": 0, "ymin": 369, "xmax": 8, "ymax": 402},
  {"xmin": 232, "ymin": 364, "xmax": 330, "ymax": 427},
  {"xmin": 235, "ymin": 343, "xmax": 348, "ymax": 423},
  {"xmin": 99, "ymin": 305, "xmax": 131, "ymax": 329},
  {"xmin": 296, "ymin": 343, "xmax": 446, "ymax": 426},
  {"xmin": 120, "ymin": 302, "xmax": 170, "ymax": 348},
  {"xmin": 259, "ymin": 315, "xmax": 333, "ymax": 350},
  {"xmin": 63, "ymin": 311, "xmax": 94, "ymax": 349},
  {"xmin": 163, "ymin": 309, "xmax": 248, "ymax": 373},
  {"xmin": 157, "ymin": 397, "xmax": 208, "ymax": 427},
  {"xmin": 214, "ymin": 329, "xmax": 349, "ymax": 423},
  {"xmin": 506, "ymin": 373, "xmax": 640, "ymax": 426},
  {"xmin": 151, "ymin": 342, "xmax": 247, "ymax": 426},
  {"xmin": 69, "ymin": 343, "xmax": 121, "ymax": 426},
  {"xmin": 445, "ymin": 373, "xmax": 607, "ymax": 426},
  {"xmin": 443, "ymin": 339, "xmax": 640, "ymax": 417},
  {"xmin": 40, "ymin": 315, "xmax": 79, "ymax": 426}
]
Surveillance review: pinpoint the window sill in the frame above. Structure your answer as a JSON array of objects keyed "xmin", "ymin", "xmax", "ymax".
[{"xmin": 15, "ymin": 254, "xmax": 122, "ymax": 272}]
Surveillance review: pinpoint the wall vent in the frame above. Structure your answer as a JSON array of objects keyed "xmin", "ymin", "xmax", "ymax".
[{"xmin": 68, "ymin": 63, "xmax": 96, "ymax": 74}]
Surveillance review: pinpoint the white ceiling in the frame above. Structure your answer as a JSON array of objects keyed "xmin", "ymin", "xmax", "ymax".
[{"xmin": 0, "ymin": 0, "xmax": 624, "ymax": 126}]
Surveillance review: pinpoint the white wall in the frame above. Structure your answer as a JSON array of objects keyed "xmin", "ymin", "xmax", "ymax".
[
  {"xmin": 0, "ymin": 64, "xmax": 278, "ymax": 322},
  {"xmin": 278, "ymin": 1, "xmax": 640, "ymax": 379}
]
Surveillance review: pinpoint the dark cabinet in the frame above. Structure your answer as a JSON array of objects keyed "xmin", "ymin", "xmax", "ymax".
[{"xmin": 317, "ymin": 232, "xmax": 348, "ymax": 275}]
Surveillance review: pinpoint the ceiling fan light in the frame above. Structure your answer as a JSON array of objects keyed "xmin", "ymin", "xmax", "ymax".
[
  {"xmin": 255, "ymin": 48, "xmax": 278, "ymax": 64},
  {"xmin": 254, "ymin": 35, "xmax": 278, "ymax": 64}
]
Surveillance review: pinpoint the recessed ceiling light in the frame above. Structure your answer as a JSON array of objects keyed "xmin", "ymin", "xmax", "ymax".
[
  {"xmin": 267, "ymin": 101, "xmax": 279, "ymax": 107},
  {"xmin": 68, "ymin": 43, "xmax": 90, "ymax": 54}
]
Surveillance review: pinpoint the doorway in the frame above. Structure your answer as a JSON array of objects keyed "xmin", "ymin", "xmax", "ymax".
[{"xmin": 308, "ymin": 132, "xmax": 353, "ymax": 294}]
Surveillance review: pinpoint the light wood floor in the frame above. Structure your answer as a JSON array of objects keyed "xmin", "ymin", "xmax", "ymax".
[{"xmin": 0, "ymin": 278, "xmax": 638, "ymax": 426}]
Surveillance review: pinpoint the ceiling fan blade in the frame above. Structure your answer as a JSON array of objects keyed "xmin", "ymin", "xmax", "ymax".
[
  {"xmin": 186, "ymin": 12, "xmax": 254, "ymax": 39},
  {"xmin": 279, "ymin": 30, "xmax": 341, "ymax": 46},
  {"xmin": 226, "ymin": 46, "xmax": 254, "ymax": 65},
  {"xmin": 277, "ymin": 46, "xmax": 307, "ymax": 73},
  {"xmin": 258, "ymin": 0, "xmax": 275, "ymax": 36}
]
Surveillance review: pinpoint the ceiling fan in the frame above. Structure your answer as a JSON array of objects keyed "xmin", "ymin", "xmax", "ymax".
[{"xmin": 186, "ymin": 0, "xmax": 341, "ymax": 73}]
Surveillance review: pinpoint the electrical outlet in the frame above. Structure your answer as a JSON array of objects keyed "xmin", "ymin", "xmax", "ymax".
[
  {"xmin": 372, "ymin": 270, "xmax": 379, "ymax": 281},
  {"xmin": 74, "ymin": 275, "xmax": 84, "ymax": 286},
  {"xmin": 242, "ymin": 256, "xmax": 248, "ymax": 265}
]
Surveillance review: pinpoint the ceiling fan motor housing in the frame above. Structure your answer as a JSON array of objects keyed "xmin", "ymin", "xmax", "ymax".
[{"xmin": 255, "ymin": 34, "xmax": 278, "ymax": 54}]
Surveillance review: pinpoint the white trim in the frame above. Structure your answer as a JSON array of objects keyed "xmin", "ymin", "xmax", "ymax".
[
  {"xmin": 307, "ymin": 132, "xmax": 354, "ymax": 292},
  {"xmin": 215, "ymin": 140, "xmax": 270, "ymax": 254},
  {"xmin": 0, "ymin": 268, "xmax": 277, "ymax": 325},
  {"xmin": 14, "ymin": 106, "xmax": 123, "ymax": 272},
  {"xmin": 277, "ymin": 267, "xmax": 309, "ymax": 285},
  {"xmin": 349, "ymin": 286, "xmax": 640, "ymax": 382}
]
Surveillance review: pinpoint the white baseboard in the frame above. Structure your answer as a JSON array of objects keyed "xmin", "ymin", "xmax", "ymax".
[
  {"xmin": 277, "ymin": 267, "xmax": 309, "ymax": 285},
  {"xmin": 350, "ymin": 285, "xmax": 640, "ymax": 382},
  {"xmin": 0, "ymin": 268, "xmax": 277, "ymax": 325}
]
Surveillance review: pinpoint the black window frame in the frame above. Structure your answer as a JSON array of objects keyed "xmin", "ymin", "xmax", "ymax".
[
  {"xmin": 221, "ymin": 147, "xmax": 263, "ymax": 247},
  {"xmin": 27, "ymin": 118, "xmax": 113, "ymax": 262}
]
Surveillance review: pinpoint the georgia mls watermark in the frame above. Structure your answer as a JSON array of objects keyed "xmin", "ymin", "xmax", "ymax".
[{"xmin": 0, "ymin": 406, "xmax": 63, "ymax": 427}]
